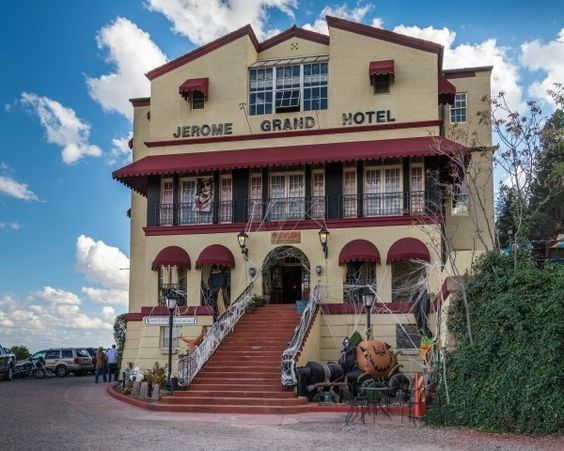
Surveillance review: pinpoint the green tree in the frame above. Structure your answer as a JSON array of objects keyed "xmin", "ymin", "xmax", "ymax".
[
  {"xmin": 113, "ymin": 313, "xmax": 127, "ymax": 359},
  {"xmin": 495, "ymin": 185, "xmax": 520, "ymax": 247},
  {"xmin": 529, "ymin": 107, "xmax": 564, "ymax": 240},
  {"xmin": 427, "ymin": 252, "xmax": 564, "ymax": 434},
  {"xmin": 10, "ymin": 345, "xmax": 30, "ymax": 360}
]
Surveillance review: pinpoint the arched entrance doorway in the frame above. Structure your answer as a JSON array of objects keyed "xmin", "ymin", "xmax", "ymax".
[{"xmin": 262, "ymin": 246, "xmax": 310, "ymax": 304}]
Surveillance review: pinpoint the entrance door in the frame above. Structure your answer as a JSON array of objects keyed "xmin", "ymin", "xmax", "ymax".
[{"xmin": 282, "ymin": 266, "xmax": 302, "ymax": 303}]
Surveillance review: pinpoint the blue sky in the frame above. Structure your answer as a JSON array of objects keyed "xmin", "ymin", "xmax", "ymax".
[{"xmin": 0, "ymin": 1, "xmax": 562, "ymax": 351}]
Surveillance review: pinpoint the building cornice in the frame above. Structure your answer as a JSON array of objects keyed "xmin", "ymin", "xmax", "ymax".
[{"xmin": 144, "ymin": 120, "xmax": 441, "ymax": 148}]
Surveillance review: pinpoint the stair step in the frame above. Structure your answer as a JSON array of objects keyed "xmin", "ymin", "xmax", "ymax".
[
  {"xmin": 189, "ymin": 381, "xmax": 280, "ymax": 389},
  {"xmin": 204, "ymin": 364, "xmax": 279, "ymax": 371},
  {"xmin": 150, "ymin": 403, "xmax": 310, "ymax": 414},
  {"xmin": 173, "ymin": 389, "xmax": 293, "ymax": 398},
  {"xmin": 200, "ymin": 369, "xmax": 279, "ymax": 376},
  {"xmin": 160, "ymin": 396, "xmax": 307, "ymax": 406},
  {"xmin": 192, "ymin": 376, "xmax": 279, "ymax": 384}
]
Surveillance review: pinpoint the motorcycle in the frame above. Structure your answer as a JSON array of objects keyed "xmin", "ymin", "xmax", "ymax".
[{"xmin": 13, "ymin": 357, "xmax": 53, "ymax": 379}]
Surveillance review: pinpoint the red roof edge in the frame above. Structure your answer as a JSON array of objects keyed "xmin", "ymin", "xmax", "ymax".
[
  {"xmin": 146, "ymin": 25, "xmax": 259, "ymax": 81},
  {"xmin": 326, "ymin": 15, "xmax": 443, "ymax": 56},
  {"xmin": 258, "ymin": 25, "xmax": 330, "ymax": 51},
  {"xmin": 130, "ymin": 97, "xmax": 150, "ymax": 107}
]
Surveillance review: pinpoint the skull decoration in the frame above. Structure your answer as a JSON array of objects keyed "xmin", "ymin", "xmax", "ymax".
[{"xmin": 356, "ymin": 340, "xmax": 398, "ymax": 379}]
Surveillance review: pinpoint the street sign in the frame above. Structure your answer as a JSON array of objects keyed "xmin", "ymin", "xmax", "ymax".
[{"xmin": 143, "ymin": 316, "xmax": 198, "ymax": 326}]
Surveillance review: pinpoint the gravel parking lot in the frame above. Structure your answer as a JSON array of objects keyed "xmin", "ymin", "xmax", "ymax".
[{"xmin": 0, "ymin": 377, "xmax": 561, "ymax": 451}]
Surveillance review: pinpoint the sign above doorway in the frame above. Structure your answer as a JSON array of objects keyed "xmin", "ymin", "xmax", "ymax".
[{"xmin": 271, "ymin": 231, "xmax": 301, "ymax": 244}]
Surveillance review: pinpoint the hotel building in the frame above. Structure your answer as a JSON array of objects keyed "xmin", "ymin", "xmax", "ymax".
[{"xmin": 113, "ymin": 16, "xmax": 494, "ymax": 401}]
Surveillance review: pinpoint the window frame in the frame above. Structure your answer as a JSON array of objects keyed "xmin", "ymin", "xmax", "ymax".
[
  {"xmin": 450, "ymin": 92, "xmax": 467, "ymax": 123},
  {"xmin": 311, "ymin": 168, "xmax": 325, "ymax": 219},
  {"xmin": 160, "ymin": 326, "xmax": 182, "ymax": 350},
  {"xmin": 363, "ymin": 164, "xmax": 403, "ymax": 216},
  {"xmin": 191, "ymin": 91, "xmax": 205, "ymax": 110},
  {"xmin": 372, "ymin": 74, "xmax": 391, "ymax": 95},
  {"xmin": 409, "ymin": 163, "xmax": 425, "ymax": 214},
  {"xmin": 342, "ymin": 167, "xmax": 358, "ymax": 218},
  {"xmin": 248, "ymin": 62, "xmax": 328, "ymax": 116},
  {"xmin": 218, "ymin": 174, "xmax": 233, "ymax": 224},
  {"xmin": 248, "ymin": 172, "xmax": 263, "ymax": 221}
]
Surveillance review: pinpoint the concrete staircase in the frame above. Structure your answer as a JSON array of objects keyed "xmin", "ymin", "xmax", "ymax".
[{"xmin": 155, "ymin": 303, "xmax": 309, "ymax": 414}]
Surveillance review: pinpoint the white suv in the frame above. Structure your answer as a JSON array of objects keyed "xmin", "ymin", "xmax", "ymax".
[{"xmin": 31, "ymin": 348, "xmax": 93, "ymax": 377}]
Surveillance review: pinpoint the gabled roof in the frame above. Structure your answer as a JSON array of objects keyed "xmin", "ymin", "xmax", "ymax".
[
  {"xmin": 325, "ymin": 15, "xmax": 444, "ymax": 68},
  {"xmin": 146, "ymin": 17, "xmax": 446, "ymax": 82},
  {"xmin": 258, "ymin": 25, "xmax": 330, "ymax": 51}
]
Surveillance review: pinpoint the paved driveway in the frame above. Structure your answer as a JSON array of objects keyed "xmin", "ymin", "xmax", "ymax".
[{"xmin": 0, "ymin": 377, "xmax": 560, "ymax": 450}]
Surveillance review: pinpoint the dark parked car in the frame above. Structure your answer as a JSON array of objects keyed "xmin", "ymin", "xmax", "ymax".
[{"xmin": 0, "ymin": 344, "xmax": 16, "ymax": 381}]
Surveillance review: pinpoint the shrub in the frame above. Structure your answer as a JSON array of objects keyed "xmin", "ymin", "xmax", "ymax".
[
  {"xmin": 143, "ymin": 362, "xmax": 168, "ymax": 388},
  {"xmin": 426, "ymin": 252, "xmax": 564, "ymax": 435}
]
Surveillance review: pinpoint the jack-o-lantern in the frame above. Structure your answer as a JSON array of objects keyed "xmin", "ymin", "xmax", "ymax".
[{"xmin": 356, "ymin": 340, "xmax": 397, "ymax": 379}]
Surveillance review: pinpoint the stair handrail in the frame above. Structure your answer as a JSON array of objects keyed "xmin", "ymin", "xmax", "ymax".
[
  {"xmin": 281, "ymin": 284, "xmax": 320, "ymax": 388},
  {"xmin": 177, "ymin": 281, "xmax": 255, "ymax": 387}
]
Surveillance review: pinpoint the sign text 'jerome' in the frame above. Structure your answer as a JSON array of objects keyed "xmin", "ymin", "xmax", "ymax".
[{"xmin": 173, "ymin": 123, "xmax": 233, "ymax": 138}]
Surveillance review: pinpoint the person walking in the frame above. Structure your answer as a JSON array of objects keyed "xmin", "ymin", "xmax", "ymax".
[
  {"xmin": 106, "ymin": 344, "xmax": 119, "ymax": 383},
  {"xmin": 94, "ymin": 347, "xmax": 106, "ymax": 383}
]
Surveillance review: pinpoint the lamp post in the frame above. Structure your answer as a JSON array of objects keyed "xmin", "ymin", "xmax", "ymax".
[
  {"xmin": 318, "ymin": 227, "xmax": 329, "ymax": 259},
  {"xmin": 362, "ymin": 290, "xmax": 375, "ymax": 340},
  {"xmin": 237, "ymin": 230, "xmax": 249, "ymax": 261},
  {"xmin": 165, "ymin": 293, "xmax": 177, "ymax": 394}
]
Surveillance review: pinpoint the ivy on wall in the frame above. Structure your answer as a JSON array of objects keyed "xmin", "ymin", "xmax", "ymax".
[{"xmin": 427, "ymin": 252, "xmax": 564, "ymax": 435}]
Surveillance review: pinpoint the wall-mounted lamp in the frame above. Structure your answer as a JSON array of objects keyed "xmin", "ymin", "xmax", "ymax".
[
  {"xmin": 249, "ymin": 267, "xmax": 257, "ymax": 278},
  {"xmin": 315, "ymin": 265, "xmax": 323, "ymax": 276},
  {"xmin": 318, "ymin": 227, "xmax": 329, "ymax": 259},
  {"xmin": 237, "ymin": 231, "xmax": 249, "ymax": 261}
]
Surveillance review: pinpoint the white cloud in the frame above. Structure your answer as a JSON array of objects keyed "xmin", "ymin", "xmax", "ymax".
[
  {"xmin": 102, "ymin": 306, "xmax": 117, "ymax": 321},
  {"xmin": 302, "ymin": 4, "xmax": 381, "ymax": 35},
  {"xmin": 0, "ymin": 222, "xmax": 21, "ymax": 231},
  {"xmin": 146, "ymin": 0, "xmax": 298, "ymax": 44},
  {"xmin": 108, "ymin": 132, "xmax": 132, "ymax": 165},
  {"xmin": 86, "ymin": 17, "xmax": 167, "ymax": 121},
  {"xmin": 0, "ymin": 163, "xmax": 39, "ymax": 201},
  {"xmin": 520, "ymin": 29, "xmax": 564, "ymax": 107},
  {"xmin": 29, "ymin": 286, "xmax": 82, "ymax": 305},
  {"xmin": 392, "ymin": 25, "xmax": 524, "ymax": 111},
  {"xmin": 81, "ymin": 287, "xmax": 128, "ymax": 306},
  {"xmin": 0, "ymin": 292, "xmax": 115, "ymax": 351},
  {"xmin": 19, "ymin": 93, "xmax": 102, "ymax": 164},
  {"xmin": 76, "ymin": 235, "xmax": 130, "ymax": 307}
]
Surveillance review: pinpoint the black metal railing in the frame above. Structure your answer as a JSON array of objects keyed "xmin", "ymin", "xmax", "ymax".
[
  {"xmin": 341, "ymin": 191, "xmax": 428, "ymax": 217},
  {"xmin": 155, "ymin": 193, "xmax": 434, "ymax": 226},
  {"xmin": 158, "ymin": 284, "xmax": 187, "ymax": 307},
  {"xmin": 157, "ymin": 201, "xmax": 234, "ymax": 226},
  {"xmin": 246, "ymin": 196, "xmax": 327, "ymax": 222}
]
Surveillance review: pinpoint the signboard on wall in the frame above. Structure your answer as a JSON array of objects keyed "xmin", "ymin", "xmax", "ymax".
[
  {"xmin": 271, "ymin": 231, "xmax": 301, "ymax": 244},
  {"xmin": 144, "ymin": 317, "xmax": 198, "ymax": 326}
]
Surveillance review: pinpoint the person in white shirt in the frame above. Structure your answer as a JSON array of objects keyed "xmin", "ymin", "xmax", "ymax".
[{"xmin": 106, "ymin": 344, "xmax": 119, "ymax": 383}]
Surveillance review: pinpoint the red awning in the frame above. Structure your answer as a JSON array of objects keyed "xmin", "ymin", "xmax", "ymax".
[
  {"xmin": 196, "ymin": 245, "xmax": 235, "ymax": 269},
  {"xmin": 152, "ymin": 246, "xmax": 191, "ymax": 270},
  {"xmin": 438, "ymin": 75, "xmax": 456, "ymax": 104},
  {"xmin": 339, "ymin": 239, "xmax": 381, "ymax": 265},
  {"xmin": 179, "ymin": 77, "xmax": 209, "ymax": 97},
  {"xmin": 386, "ymin": 238, "xmax": 430, "ymax": 264},
  {"xmin": 369, "ymin": 60, "xmax": 394, "ymax": 77},
  {"xmin": 113, "ymin": 136, "xmax": 469, "ymax": 195}
]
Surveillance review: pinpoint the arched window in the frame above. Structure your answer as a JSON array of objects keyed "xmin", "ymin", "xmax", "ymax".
[
  {"xmin": 158, "ymin": 265, "xmax": 187, "ymax": 306},
  {"xmin": 391, "ymin": 261, "xmax": 426, "ymax": 302},
  {"xmin": 344, "ymin": 261, "xmax": 376, "ymax": 303}
]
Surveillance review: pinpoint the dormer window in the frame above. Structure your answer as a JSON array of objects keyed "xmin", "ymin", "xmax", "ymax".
[
  {"xmin": 369, "ymin": 60, "xmax": 394, "ymax": 95},
  {"xmin": 179, "ymin": 77, "xmax": 208, "ymax": 109},
  {"xmin": 191, "ymin": 91, "xmax": 205, "ymax": 110}
]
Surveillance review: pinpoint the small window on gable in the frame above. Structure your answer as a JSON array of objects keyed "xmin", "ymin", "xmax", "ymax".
[
  {"xmin": 373, "ymin": 74, "xmax": 391, "ymax": 94},
  {"xmin": 450, "ymin": 93, "xmax": 467, "ymax": 123},
  {"xmin": 191, "ymin": 91, "xmax": 205, "ymax": 110}
]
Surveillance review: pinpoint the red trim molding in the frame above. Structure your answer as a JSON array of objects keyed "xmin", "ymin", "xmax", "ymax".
[
  {"xmin": 146, "ymin": 25, "xmax": 259, "ymax": 81},
  {"xmin": 326, "ymin": 16, "xmax": 442, "ymax": 55},
  {"xmin": 145, "ymin": 120, "xmax": 441, "ymax": 148},
  {"xmin": 144, "ymin": 215, "xmax": 441, "ymax": 237},
  {"xmin": 259, "ymin": 25, "xmax": 329, "ymax": 51},
  {"xmin": 125, "ymin": 305, "xmax": 213, "ymax": 322},
  {"xmin": 130, "ymin": 98, "xmax": 150, "ymax": 107},
  {"xmin": 321, "ymin": 302, "xmax": 415, "ymax": 314}
]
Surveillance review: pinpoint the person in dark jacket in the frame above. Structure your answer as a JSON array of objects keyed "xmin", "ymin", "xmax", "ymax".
[{"xmin": 94, "ymin": 347, "xmax": 106, "ymax": 383}]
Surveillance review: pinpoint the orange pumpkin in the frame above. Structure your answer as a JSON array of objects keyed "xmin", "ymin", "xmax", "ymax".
[{"xmin": 356, "ymin": 340, "xmax": 398, "ymax": 379}]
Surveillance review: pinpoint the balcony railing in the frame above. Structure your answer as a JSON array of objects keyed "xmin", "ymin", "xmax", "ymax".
[
  {"xmin": 341, "ymin": 191, "xmax": 428, "ymax": 217},
  {"xmin": 246, "ymin": 196, "xmax": 327, "ymax": 222},
  {"xmin": 157, "ymin": 201, "xmax": 233, "ymax": 226},
  {"xmin": 155, "ymin": 192, "xmax": 433, "ymax": 226}
]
